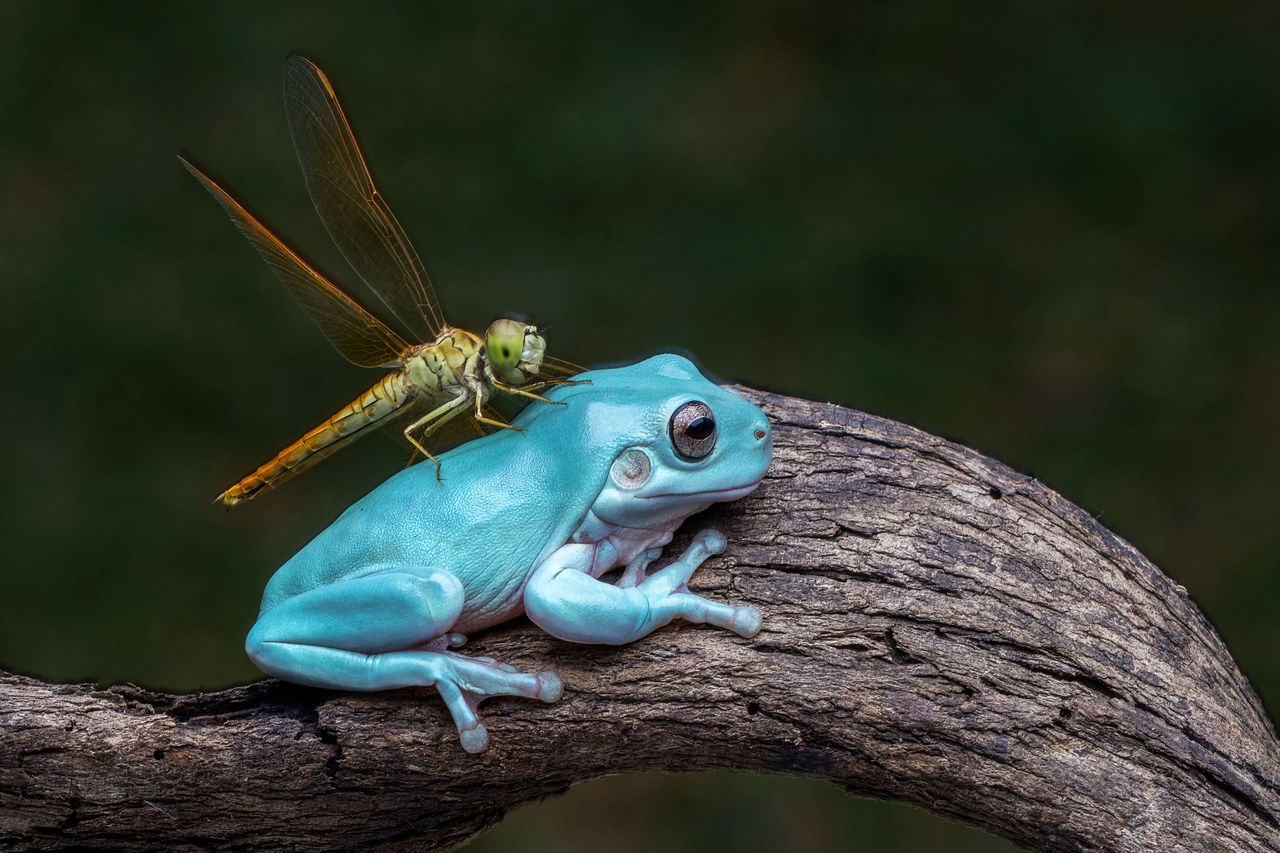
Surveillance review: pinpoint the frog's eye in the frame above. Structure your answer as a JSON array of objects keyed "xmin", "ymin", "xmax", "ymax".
[{"xmin": 669, "ymin": 401, "xmax": 717, "ymax": 461}]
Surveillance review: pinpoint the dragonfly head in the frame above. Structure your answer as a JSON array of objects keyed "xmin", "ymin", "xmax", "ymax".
[{"xmin": 484, "ymin": 317, "xmax": 546, "ymax": 384}]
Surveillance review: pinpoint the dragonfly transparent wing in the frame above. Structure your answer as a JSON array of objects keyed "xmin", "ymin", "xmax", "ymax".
[
  {"xmin": 284, "ymin": 55, "xmax": 447, "ymax": 341},
  {"xmin": 537, "ymin": 354, "xmax": 589, "ymax": 381},
  {"xmin": 182, "ymin": 156, "xmax": 412, "ymax": 369}
]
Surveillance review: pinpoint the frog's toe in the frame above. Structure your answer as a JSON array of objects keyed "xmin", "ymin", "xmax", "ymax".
[
  {"xmin": 536, "ymin": 671, "xmax": 563, "ymax": 703},
  {"xmin": 446, "ymin": 632, "xmax": 467, "ymax": 648},
  {"xmin": 430, "ymin": 654, "xmax": 558, "ymax": 752},
  {"xmin": 458, "ymin": 722, "xmax": 490, "ymax": 754},
  {"xmin": 694, "ymin": 528, "xmax": 727, "ymax": 556},
  {"xmin": 729, "ymin": 606, "xmax": 762, "ymax": 638}
]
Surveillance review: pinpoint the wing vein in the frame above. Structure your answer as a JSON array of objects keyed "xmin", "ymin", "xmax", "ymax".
[
  {"xmin": 284, "ymin": 55, "xmax": 448, "ymax": 339},
  {"xmin": 181, "ymin": 156, "xmax": 411, "ymax": 368}
]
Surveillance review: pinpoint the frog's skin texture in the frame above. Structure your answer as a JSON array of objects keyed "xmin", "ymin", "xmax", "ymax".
[{"xmin": 245, "ymin": 354, "xmax": 773, "ymax": 752}]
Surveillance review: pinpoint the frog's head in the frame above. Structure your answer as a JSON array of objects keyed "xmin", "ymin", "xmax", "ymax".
[
  {"xmin": 529, "ymin": 354, "xmax": 773, "ymax": 531},
  {"xmin": 484, "ymin": 317, "xmax": 546, "ymax": 385}
]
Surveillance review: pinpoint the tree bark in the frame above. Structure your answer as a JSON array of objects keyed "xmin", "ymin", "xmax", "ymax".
[{"xmin": 2, "ymin": 389, "xmax": 1277, "ymax": 851}]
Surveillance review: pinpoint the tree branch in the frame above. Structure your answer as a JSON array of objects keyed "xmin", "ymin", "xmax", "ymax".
[{"xmin": 3, "ymin": 389, "xmax": 1278, "ymax": 851}]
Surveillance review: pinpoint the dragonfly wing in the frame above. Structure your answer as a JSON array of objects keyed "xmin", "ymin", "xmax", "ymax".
[
  {"xmin": 283, "ymin": 55, "xmax": 447, "ymax": 341},
  {"xmin": 182, "ymin": 156, "xmax": 412, "ymax": 369},
  {"xmin": 537, "ymin": 354, "xmax": 589, "ymax": 381}
]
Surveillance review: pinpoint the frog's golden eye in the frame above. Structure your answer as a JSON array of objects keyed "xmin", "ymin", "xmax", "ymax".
[
  {"xmin": 484, "ymin": 318, "xmax": 526, "ymax": 373},
  {"xmin": 670, "ymin": 401, "xmax": 716, "ymax": 461}
]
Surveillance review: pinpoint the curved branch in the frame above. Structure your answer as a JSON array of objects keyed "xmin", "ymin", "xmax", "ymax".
[{"xmin": 2, "ymin": 389, "xmax": 1278, "ymax": 851}]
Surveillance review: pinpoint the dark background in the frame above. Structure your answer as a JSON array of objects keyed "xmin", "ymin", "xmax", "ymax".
[{"xmin": 2, "ymin": 2, "xmax": 1277, "ymax": 850}]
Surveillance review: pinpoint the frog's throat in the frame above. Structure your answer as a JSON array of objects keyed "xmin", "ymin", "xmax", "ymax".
[
  {"xmin": 570, "ymin": 500, "xmax": 699, "ymax": 545},
  {"xmin": 583, "ymin": 477, "xmax": 765, "ymax": 539}
]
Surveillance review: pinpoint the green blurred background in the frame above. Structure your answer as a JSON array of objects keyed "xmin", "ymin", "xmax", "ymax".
[{"xmin": 2, "ymin": 2, "xmax": 1277, "ymax": 849}]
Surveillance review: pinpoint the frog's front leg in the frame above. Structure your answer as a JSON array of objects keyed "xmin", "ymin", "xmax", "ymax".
[
  {"xmin": 615, "ymin": 547, "xmax": 662, "ymax": 588},
  {"xmin": 524, "ymin": 529, "xmax": 762, "ymax": 645},
  {"xmin": 245, "ymin": 567, "xmax": 561, "ymax": 753}
]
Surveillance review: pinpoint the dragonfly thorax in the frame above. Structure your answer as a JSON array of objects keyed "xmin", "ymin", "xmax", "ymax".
[{"xmin": 404, "ymin": 330, "xmax": 484, "ymax": 396}]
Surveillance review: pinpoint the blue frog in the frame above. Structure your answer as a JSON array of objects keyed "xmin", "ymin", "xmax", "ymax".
[{"xmin": 245, "ymin": 354, "xmax": 773, "ymax": 751}]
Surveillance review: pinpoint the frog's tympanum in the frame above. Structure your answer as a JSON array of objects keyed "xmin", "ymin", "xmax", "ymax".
[{"xmin": 246, "ymin": 354, "xmax": 773, "ymax": 751}]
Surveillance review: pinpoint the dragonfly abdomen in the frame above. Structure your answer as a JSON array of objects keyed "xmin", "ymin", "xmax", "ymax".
[{"xmin": 219, "ymin": 371, "xmax": 414, "ymax": 506}]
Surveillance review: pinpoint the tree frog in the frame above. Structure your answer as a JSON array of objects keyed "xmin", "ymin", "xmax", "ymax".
[{"xmin": 245, "ymin": 354, "xmax": 773, "ymax": 752}]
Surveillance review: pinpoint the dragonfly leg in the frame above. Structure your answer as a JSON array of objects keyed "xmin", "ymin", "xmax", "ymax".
[
  {"xmin": 403, "ymin": 394, "xmax": 471, "ymax": 480},
  {"xmin": 404, "ymin": 437, "xmax": 442, "ymax": 479},
  {"xmin": 492, "ymin": 379, "xmax": 568, "ymax": 407},
  {"xmin": 537, "ymin": 377, "xmax": 593, "ymax": 388},
  {"xmin": 406, "ymin": 409, "xmax": 488, "ymax": 467},
  {"xmin": 473, "ymin": 395, "xmax": 524, "ymax": 432}
]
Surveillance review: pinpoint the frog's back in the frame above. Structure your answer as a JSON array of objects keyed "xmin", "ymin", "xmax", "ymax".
[{"xmin": 259, "ymin": 425, "xmax": 588, "ymax": 617}]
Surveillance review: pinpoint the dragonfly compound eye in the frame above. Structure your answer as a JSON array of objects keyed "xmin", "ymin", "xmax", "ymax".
[
  {"xmin": 669, "ymin": 401, "xmax": 717, "ymax": 461},
  {"xmin": 485, "ymin": 318, "xmax": 527, "ymax": 373}
]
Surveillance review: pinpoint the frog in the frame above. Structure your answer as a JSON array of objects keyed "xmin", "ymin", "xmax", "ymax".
[{"xmin": 244, "ymin": 353, "xmax": 773, "ymax": 752}]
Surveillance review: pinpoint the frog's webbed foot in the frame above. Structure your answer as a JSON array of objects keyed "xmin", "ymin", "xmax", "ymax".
[
  {"xmin": 428, "ymin": 653, "xmax": 562, "ymax": 753},
  {"xmin": 244, "ymin": 567, "xmax": 561, "ymax": 754},
  {"xmin": 638, "ymin": 529, "xmax": 762, "ymax": 638},
  {"xmin": 616, "ymin": 547, "xmax": 663, "ymax": 588}
]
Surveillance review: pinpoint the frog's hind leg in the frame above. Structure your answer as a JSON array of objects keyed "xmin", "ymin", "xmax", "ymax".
[{"xmin": 245, "ymin": 567, "xmax": 561, "ymax": 753}]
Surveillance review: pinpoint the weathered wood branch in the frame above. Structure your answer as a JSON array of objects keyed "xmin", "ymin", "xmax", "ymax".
[{"xmin": 2, "ymin": 389, "xmax": 1278, "ymax": 851}]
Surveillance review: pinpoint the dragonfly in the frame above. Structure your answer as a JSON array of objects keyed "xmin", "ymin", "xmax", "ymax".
[{"xmin": 182, "ymin": 55, "xmax": 584, "ymax": 506}]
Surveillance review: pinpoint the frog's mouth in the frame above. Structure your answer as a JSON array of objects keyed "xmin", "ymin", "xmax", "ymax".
[{"xmin": 640, "ymin": 478, "xmax": 763, "ymax": 502}]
